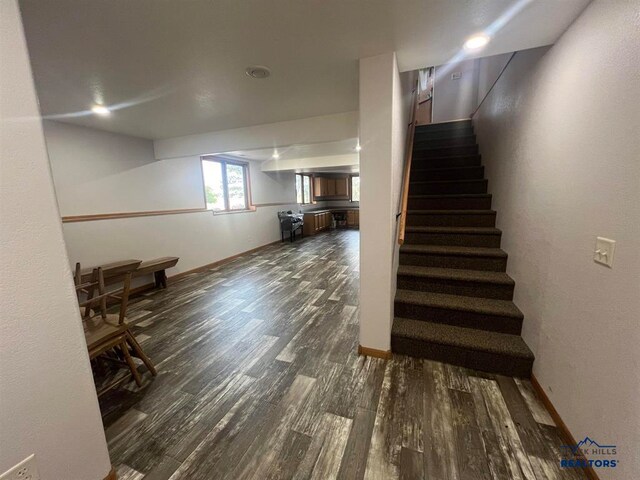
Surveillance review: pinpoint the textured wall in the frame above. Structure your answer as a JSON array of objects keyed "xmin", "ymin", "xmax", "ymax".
[
  {"xmin": 473, "ymin": 2, "xmax": 640, "ymax": 478},
  {"xmin": 359, "ymin": 52, "xmax": 411, "ymax": 351},
  {"xmin": 0, "ymin": 1, "xmax": 112, "ymax": 478},
  {"xmin": 43, "ymin": 120, "xmax": 297, "ymax": 275}
]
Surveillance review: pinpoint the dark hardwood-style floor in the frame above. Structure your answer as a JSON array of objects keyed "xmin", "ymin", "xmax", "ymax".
[{"xmin": 99, "ymin": 229, "xmax": 585, "ymax": 480}]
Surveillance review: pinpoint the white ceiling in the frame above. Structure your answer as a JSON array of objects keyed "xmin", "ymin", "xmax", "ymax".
[
  {"xmin": 224, "ymin": 138, "xmax": 359, "ymax": 162},
  {"xmin": 20, "ymin": 0, "xmax": 589, "ymax": 140}
]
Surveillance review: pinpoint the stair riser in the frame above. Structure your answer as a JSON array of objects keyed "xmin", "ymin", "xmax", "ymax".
[
  {"xmin": 397, "ymin": 275, "xmax": 514, "ymax": 300},
  {"xmin": 391, "ymin": 336, "xmax": 533, "ymax": 377},
  {"xmin": 415, "ymin": 121, "xmax": 472, "ymax": 134},
  {"xmin": 414, "ymin": 145, "xmax": 478, "ymax": 158},
  {"xmin": 410, "ymin": 166, "xmax": 484, "ymax": 182},
  {"xmin": 414, "ymin": 129, "xmax": 475, "ymax": 143},
  {"xmin": 406, "ymin": 213, "xmax": 496, "ymax": 227},
  {"xmin": 412, "ymin": 155, "xmax": 481, "ymax": 169},
  {"xmin": 404, "ymin": 232, "xmax": 501, "ymax": 248},
  {"xmin": 410, "ymin": 180, "xmax": 487, "ymax": 195},
  {"xmin": 399, "ymin": 252, "xmax": 507, "ymax": 271},
  {"xmin": 394, "ymin": 301, "xmax": 521, "ymax": 334},
  {"xmin": 413, "ymin": 135, "xmax": 476, "ymax": 149},
  {"xmin": 407, "ymin": 196, "xmax": 492, "ymax": 210}
]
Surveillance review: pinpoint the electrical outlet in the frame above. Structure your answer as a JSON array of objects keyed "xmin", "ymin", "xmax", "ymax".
[
  {"xmin": 451, "ymin": 72, "xmax": 462, "ymax": 80},
  {"xmin": 0, "ymin": 454, "xmax": 40, "ymax": 480}
]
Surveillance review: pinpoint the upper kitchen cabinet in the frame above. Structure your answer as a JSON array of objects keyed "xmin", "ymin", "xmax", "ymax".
[{"xmin": 313, "ymin": 175, "xmax": 349, "ymax": 200}]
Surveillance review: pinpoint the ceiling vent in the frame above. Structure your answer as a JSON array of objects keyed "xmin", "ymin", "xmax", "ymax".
[{"xmin": 245, "ymin": 66, "xmax": 271, "ymax": 79}]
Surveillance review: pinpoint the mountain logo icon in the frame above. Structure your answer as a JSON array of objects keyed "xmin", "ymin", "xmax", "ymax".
[{"xmin": 561, "ymin": 437, "xmax": 616, "ymax": 454}]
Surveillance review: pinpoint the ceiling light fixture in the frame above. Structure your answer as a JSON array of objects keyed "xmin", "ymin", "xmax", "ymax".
[
  {"xmin": 91, "ymin": 104, "xmax": 111, "ymax": 116},
  {"xmin": 463, "ymin": 34, "xmax": 490, "ymax": 51},
  {"xmin": 355, "ymin": 142, "xmax": 362, "ymax": 152},
  {"xmin": 245, "ymin": 66, "xmax": 271, "ymax": 79},
  {"xmin": 272, "ymin": 150, "xmax": 280, "ymax": 159}
]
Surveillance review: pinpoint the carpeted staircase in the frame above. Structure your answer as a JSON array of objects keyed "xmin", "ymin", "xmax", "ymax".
[{"xmin": 391, "ymin": 119, "xmax": 534, "ymax": 377}]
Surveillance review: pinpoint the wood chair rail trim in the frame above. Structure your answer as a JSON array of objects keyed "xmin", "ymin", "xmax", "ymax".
[
  {"xmin": 531, "ymin": 374, "xmax": 600, "ymax": 480},
  {"xmin": 61, "ymin": 208, "xmax": 208, "ymax": 223},
  {"xmin": 61, "ymin": 202, "xmax": 296, "ymax": 223}
]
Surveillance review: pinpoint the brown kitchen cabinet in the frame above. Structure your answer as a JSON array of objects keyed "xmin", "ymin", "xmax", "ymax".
[
  {"xmin": 304, "ymin": 211, "xmax": 334, "ymax": 236},
  {"xmin": 304, "ymin": 209, "xmax": 358, "ymax": 236},
  {"xmin": 347, "ymin": 210, "xmax": 359, "ymax": 227},
  {"xmin": 313, "ymin": 177, "xmax": 324, "ymax": 198},
  {"xmin": 313, "ymin": 176, "xmax": 349, "ymax": 200}
]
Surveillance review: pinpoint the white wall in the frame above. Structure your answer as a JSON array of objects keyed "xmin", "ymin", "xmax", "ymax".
[
  {"xmin": 154, "ymin": 111, "xmax": 358, "ymax": 160},
  {"xmin": 359, "ymin": 52, "xmax": 410, "ymax": 352},
  {"xmin": 432, "ymin": 52, "xmax": 514, "ymax": 123},
  {"xmin": 473, "ymin": 2, "xmax": 640, "ymax": 478},
  {"xmin": 476, "ymin": 52, "xmax": 512, "ymax": 107},
  {"xmin": 261, "ymin": 153, "xmax": 358, "ymax": 173},
  {"xmin": 44, "ymin": 121, "xmax": 297, "ymax": 275},
  {"xmin": 45, "ymin": 121, "xmax": 202, "ymax": 215},
  {"xmin": 432, "ymin": 59, "xmax": 479, "ymax": 123},
  {"xmin": 0, "ymin": 2, "xmax": 112, "ymax": 479}
]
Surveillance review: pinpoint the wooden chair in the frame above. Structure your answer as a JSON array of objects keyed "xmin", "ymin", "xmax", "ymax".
[{"xmin": 75, "ymin": 261, "xmax": 157, "ymax": 391}]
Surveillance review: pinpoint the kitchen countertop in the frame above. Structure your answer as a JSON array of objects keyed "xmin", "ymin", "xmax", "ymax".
[{"xmin": 303, "ymin": 206, "xmax": 359, "ymax": 214}]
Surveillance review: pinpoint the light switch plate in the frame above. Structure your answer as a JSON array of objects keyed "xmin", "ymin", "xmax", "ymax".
[
  {"xmin": 594, "ymin": 237, "xmax": 615, "ymax": 268},
  {"xmin": 451, "ymin": 72, "xmax": 462, "ymax": 80}
]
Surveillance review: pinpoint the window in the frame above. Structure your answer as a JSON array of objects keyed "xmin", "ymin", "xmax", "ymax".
[
  {"xmin": 296, "ymin": 174, "xmax": 313, "ymax": 204},
  {"xmin": 350, "ymin": 175, "xmax": 360, "ymax": 202},
  {"xmin": 201, "ymin": 158, "xmax": 249, "ymax": 212}
]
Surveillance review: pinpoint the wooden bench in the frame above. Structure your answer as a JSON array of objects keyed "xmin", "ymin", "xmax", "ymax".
[
  {"xmin": 133, "ymin": 256, "xmax": 179, "ymax": 289},
  {"xmin": 80, "ymin": 257, "xmax": 179, "ymax": 289}
]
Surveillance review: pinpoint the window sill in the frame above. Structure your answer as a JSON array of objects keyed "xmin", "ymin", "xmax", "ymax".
[{"xmin": 210, "ymin": 206, "xmax": 256, "ymax": 215}]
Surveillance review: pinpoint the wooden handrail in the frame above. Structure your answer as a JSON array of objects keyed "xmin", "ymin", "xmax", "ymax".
[{"xmin": 397, "ymin": 79, "xmax": 421, "ymax": 245}]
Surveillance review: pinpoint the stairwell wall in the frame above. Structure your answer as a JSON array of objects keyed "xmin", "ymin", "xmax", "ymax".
[
  {"xmin": 359, "ymin": 52, "xmax": 414, "ymax": 352},
  {"xmin": 473, "ymin": 2, "xmax": 640, "ymax": 478},
  {"xmin": 0, "ymin": 1, "xmax": 112, "ymax": 478}
]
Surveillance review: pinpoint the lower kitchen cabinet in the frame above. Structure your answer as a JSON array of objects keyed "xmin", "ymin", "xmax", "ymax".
[
  {"xmin": 346, "ymin": 210, "xmax": 359, "ymax": 227},
  {"xmin": 303, "ymin": 209, "xmax": 359, "ymax": 236},
  {"xmin": 304, "ymin": 211, "xmax": 333, "ymax": 236}
]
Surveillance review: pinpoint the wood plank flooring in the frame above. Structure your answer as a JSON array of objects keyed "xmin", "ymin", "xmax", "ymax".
[{"xmin": 98, "ymin": 229, "xmax": 585, "ymax": 480}]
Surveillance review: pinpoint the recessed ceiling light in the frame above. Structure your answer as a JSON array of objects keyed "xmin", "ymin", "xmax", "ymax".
[
  {"xmin": 246, "ymin": 66, "xmax": 271, "ymax": 79},
  {"xmin": 91, "ymin": 104, "xmax": 111, "ymax": 116},
  {"xmin": 272, "ymin": 150, "xmax": 280, "ymax": 159},
  {"xmin": 463, "ymin": 34, "xmax": 490, "ymax": 51}
]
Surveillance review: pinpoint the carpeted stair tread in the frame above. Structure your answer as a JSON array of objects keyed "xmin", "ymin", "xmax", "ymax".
[
  {"xmin": 414, "ymin": 134, "xmax": 476, "ymax": 145},
  {"xmin": 408, "ymin": 193, "xmax": 491, "ymax": 201},
  {"xmin": 415, "ymin": 120, "xmax": 472, "ymax": 131},
  {"xmin": 411, "ymin": 165, "xmax": 483, "ymax": 173},
  {"xmin": 392, "ymin": 317, "xmax": 534, "ymax": 359},
  {"xmin": 400, "ymin": 244, "xmax": 507, "ymax": 258},
  {"xmin": 413, "ymin": 153, "xmax": 481, "ymax": 161},
  {"xmin": 410, "ymin": 178, "xmax": 487, "ymax": 185},
  {"xmin": 395, "ymin": 289, "xmax": 522, "ymax": 318},
  {"xmin": 413, "ymin": 153, "xmax": 480, "ymax": 159},
  {"xmin": 405, "ymin": 226, "xmax": 501, "ymax": 235},
  {"xmin": 414, "ymin": 143, "xmax": 477, "ymax": 151},
  {"xmin": 406, "ymin": 209, "xmax": 495, "ymax": 215},
  {"xmin": 397, "ymin": 265, "xmax": 514, "ymax": 285}
]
